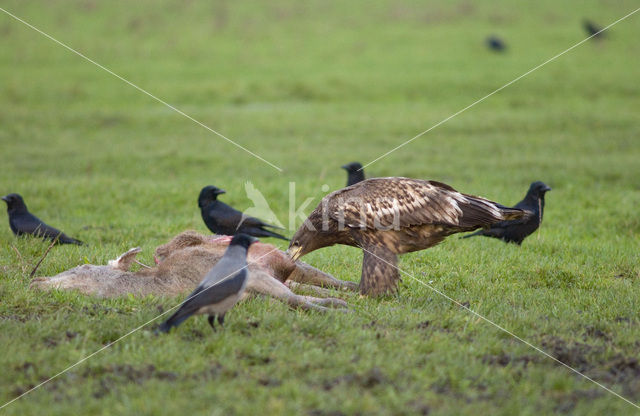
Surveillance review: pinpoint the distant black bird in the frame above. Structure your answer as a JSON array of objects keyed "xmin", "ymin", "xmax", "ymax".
[
  {"xmin": 198, "ymin": 185, "xmax": 288, "ymax": 240},
  {"xmin": 486, "ymin": 35, "xmax": 506, "ymax": 52},
  {"xmin": 583, "ymin": 20, "xmax": 606, "ymax": 39},
  {"xmin": 462, "ymin": 181, "xmax": 551, "ymax": 245},
  {"xmin": 158, "ymin": 233, "xmax": 256, "ymax": 333},
  {"xmin": 342, "ymin": 162, "xmax": 365, "ymax": 186},
  {"xmin": 2, "ymin": 193, "xmax": 84, "ymax": 245}
]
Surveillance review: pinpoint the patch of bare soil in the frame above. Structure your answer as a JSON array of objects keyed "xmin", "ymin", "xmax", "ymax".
[
  {"xmin": 10, "ymin": 363, "xmax": 178, "ymax": 401},
  {"xmin": 83, "ymin": 364, "xmax": 178, "ymax": 398},
  {"xmin": 322, "ymin": 367, "xmax": 386, "ymax": 391},
  {"xmin": 484, "ymin": 335, "xmax": 640, "ymax": 407}
]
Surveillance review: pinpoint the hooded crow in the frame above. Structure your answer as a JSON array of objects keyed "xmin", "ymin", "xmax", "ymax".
[{"xmin": 158, "ymin": 233, "xmax": 257, "ymax": 332}]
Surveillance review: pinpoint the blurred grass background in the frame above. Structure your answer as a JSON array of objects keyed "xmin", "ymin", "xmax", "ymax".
[{"xmin": 1, "ymin": 0, "xmax": 639, "ymax": 414}]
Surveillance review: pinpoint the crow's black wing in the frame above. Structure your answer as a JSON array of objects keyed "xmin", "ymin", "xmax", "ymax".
[
  {"xmin": 211, "ymin": 202, "xmax": 282, "ymax": 231},
  {"xmin": 11, "ymin": 213, "xmax": 83, "ymax": 245},
  {"xmin": 13, "ymin": 213, "xmax": 62, "ymax": 239},
  {"xmin": 159, "ymin": 270, "xmax": 247, "ymax": 331},
  {"xmin": 237, "ymin": 225, "xmax": 289, "ymax": 240}
]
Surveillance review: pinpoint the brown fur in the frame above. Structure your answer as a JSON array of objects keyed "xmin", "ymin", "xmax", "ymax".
[{"xmin": 31, "ymin": 231, "xmax": 356, "ymax": 310}]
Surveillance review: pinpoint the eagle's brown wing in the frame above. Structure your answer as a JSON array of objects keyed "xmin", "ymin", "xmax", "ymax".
[{"xmin": 326, "ymin": 177, "xmax": 522, "ymax": 230}]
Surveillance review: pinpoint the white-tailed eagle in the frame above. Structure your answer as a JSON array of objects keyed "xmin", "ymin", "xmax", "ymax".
[{"xmin": 288, "ymin": 178, "xmax": 530, "ymax": 296}]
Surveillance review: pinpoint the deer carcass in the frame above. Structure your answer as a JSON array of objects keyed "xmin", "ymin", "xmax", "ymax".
[{"xmin": 30, "ymin": 231, "xmax": 357, "ymax": 311}]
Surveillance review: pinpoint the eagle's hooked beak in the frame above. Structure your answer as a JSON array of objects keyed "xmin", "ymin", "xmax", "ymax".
[{"xmin": 288, "ymin": 245, "xmax": 303, "ymax": 262}]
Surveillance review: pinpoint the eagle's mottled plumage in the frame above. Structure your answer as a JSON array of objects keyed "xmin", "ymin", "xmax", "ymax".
[{"xmin": 288, "ymin": 178, "xmax": 530, "ymax": 296}]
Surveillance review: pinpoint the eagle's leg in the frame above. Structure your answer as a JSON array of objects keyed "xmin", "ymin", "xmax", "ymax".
[{"xmin": 359, "ymin": 245, "xmax": 400, "ymax": 296}]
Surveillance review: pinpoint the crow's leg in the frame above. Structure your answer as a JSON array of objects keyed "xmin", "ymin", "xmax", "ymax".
[{"xmin": 207, "ymin": 315, "xmax": 216, "ymax": 331}]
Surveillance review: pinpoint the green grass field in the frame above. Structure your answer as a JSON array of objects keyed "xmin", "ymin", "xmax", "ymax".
[{"xmin": 1, "ymin": 0, "xmax": 640, "ymax": 414}]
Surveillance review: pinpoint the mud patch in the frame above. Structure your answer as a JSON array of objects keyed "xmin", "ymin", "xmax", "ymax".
[
  {"xmin": 323, "ymin": 367, "xmax": 386, "ymax": 391},
  {"xmin": 41, "ymin": 330, "xmax": 81, "ymax": 349},
  {"xmin": 362, "ymin": 320, "xmax": 378, "ymax": 329},
  {"xmin": 84, "ymin": 364, "xmax": 178, "ymax": 398},
  {"xmin": 258, "ymin": 377, "xmax": 282, "ymax": 387},
  {"xmin": 485, "ymin": 336, "xmax": 640, "ymax": 399},
  {"xmin": 191, "ymin": 363, "xmax": 239, "ymax": 380},
  {"xmin": 307, "ymin": 410, "xmax": 346, "ymax": 416},
  {"xmin": 592, "ymin": 355, "xmax": 640, "ymax": 397},
  {"xmin": 11, "ymin": 362, "xmax": 181, "ymax": 401},
  {"xmin": 80, "ymin": 304, "xmax": 125, "ymax": 316},
  {"xmin": 186, "ymin": 328, "xmax": 205, "ymax": 340},
  {"xmin": 553, "ymin": 389, "xmax": 603, "ymax": 413},
  {"xmin": 11, "ymin": 368, "xmax": 71, "ymax": 402},
  {"xmin": 0, "ymin": 314, "xmax": 36, "ymax": 322},
  {"xmin": 407, "ymin": 400, "xmax": 431, "ymax": 415},
  {"xmin": 239, "ymin": 320, "xmax": 261, "ymax": 335},
  {"xmin": 541, "ymin": 336, "xmax": 600, "ymax": 371},
  {"xmin": 42, "ymin": 336, "xmax": 59, "ymax": 348},
  {"xmin": 416, "ymin": 320, "xmax": 431, "ymax": 329},
  {"xmin": 482, "ymin": 353, "xmax": 536, "ymax": 368},
  {"xmin": 583, "ymin": 325, "xmax": 611, "ymax": 342},
  {"xmin": 236, "ymin": 351, "xmax": 272, "ymax": 366},
  {"xmin": 15, "ymin": 361, "xmax": 36, "ymax": 373}
]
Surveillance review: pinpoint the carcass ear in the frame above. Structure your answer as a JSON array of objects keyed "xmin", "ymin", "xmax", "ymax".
[{"xmin": 108, "ymin": 247, "xmax": 142, "ymax": 271}]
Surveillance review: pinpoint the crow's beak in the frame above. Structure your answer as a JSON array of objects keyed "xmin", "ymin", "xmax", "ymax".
[
  {"xmin": 288, "ymin": 246, "xmax": 303, "ymax": 262},
  {"xmin": 249, "ymin": 236, "xmax": 259, "ymax": 244},
  {"xmin": 215, "ymin": 189, "xmax": 226, "ymax": 195},
  {"xmin": 542, "ymin": 185, "xmax": 552, "ymax": 192},
  {"xmin": 341, "ymin": 164, "xmax": 348, "ymax": 170},
  {"xmin": 1, "ymin": 195, "xmax": 8, "ymax": 202}
]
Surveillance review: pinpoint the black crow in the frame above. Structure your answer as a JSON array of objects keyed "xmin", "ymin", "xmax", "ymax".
[
  {"xmin": 2, "ymin": 193, "xmax": 84, "ymax": 245},
  {"xmin": 158, "ymin": 233, "xmax": 257, "ymax": 333},
  {"xmin": 462, "ymin": 181, "xmax": 551, "ymax": 245},
  {"xmin": 486, "ymin": 35, "xmax": 506, "ymax": 52},
  {"xmin": 198, "ymin": 185, "xmax": 288, "ymax": 240},
  {"xmin": 342, "ymin": 162, "xmax": 365, "ymax": 186},
  {"xmin": 583, "ymin": 20, "xmax": 606, "ymax": 39}
]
